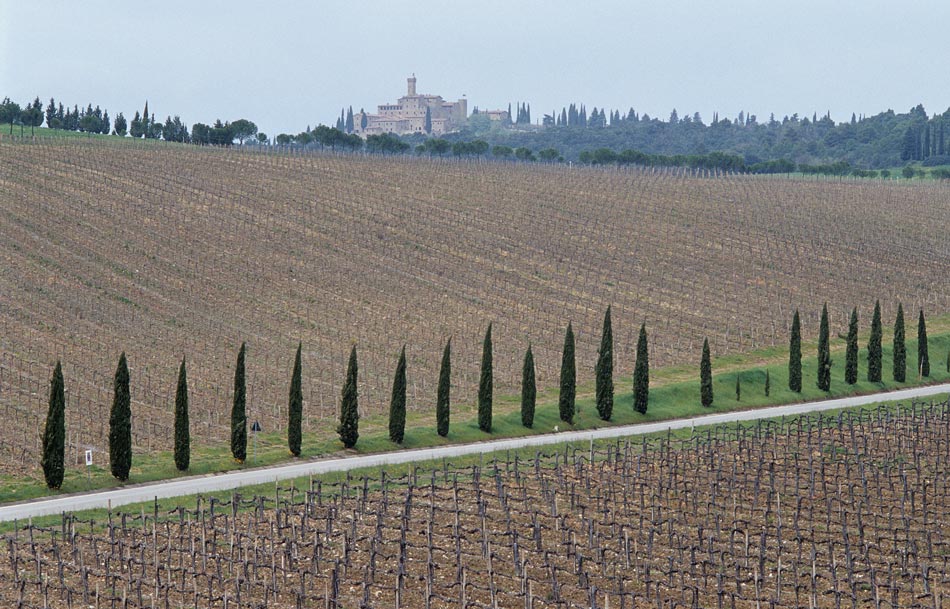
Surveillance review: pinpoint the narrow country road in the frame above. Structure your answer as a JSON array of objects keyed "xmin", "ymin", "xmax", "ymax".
[{"xmin": 3, "ymin": 384, "xmax": 948, "ymax": 522}]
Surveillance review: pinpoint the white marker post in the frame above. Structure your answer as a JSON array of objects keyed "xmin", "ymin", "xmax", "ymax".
[{"xmin": 85, "ymin": 449, "xmax": 93, "ymax": 487}]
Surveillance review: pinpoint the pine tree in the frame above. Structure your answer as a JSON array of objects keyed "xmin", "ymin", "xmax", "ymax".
[
  {"xmin": 845, "ymin": 307, "xmax": 859, "ymax": 385},
  {"xmin": 288, "ymin": 343, "xmax": 303, "ymax": 457},
  {"xmin": 478, "ymin": 325, "xmax": 493, "ymax": 432},
  {"xmin": 388, "ymin": 346, "xmax": 407, "ymax": 444},
  {"xmin": 41, "ymin": 361, "xmax": 66, "ymax": 489},
  {"xmin": 817, "ymin": 303, "xmax": 832, "ymax": 391},
  {"xmin": 338, "ymin": 345, "xmax": 360, "ymax": 448},
  {"xmin": 558, "ymin": 323, "xmax": 576, "ymax": 424},
  {"xmin": 231, "ymin": 342, "xmax": 247, "ymax": 463},
  {"xmin": 868, "ymin": 300, "xmax": 883, "ymax": 382},
  {"xmin": 595, "ymin": 307, "xmax": 613, "ymax": 421},
  {"xmin": 788, "ymin": 310, "xmax": 802, "ymax": 392},
  {"xmin": 918, "ymin": 309, "xmax": 930, "ymax": 377},
  {"xmin": 174, "ymin": 358, "xmax": 190, "ymax": 471},
  {"xmin": 893, "ymin": 303, "xmax": 906, "ymax": 382},
  {"xmin": 764, "ymin": 369, "xmax": 770, "ymax": 396},
  {"xmin": 521, "ymin": 345, "xmax": 536, "ymax": 428},
  {"xmin": 633, "ymin": 323, "xmax": 650, "ymax": 414},
  {"xmin": 436, "ymin": 339, "xmax": 451, "ymax": 437},
  {"xmin": 700, "ymin": 339, "xmax": 713, "ymax": 407},
  {"xmin": 109, "ymin": 352, "xmax": 132, "ymax": 481}
]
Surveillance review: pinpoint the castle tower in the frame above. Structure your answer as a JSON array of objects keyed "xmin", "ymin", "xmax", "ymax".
[{"xmin": 407, "ymin": 74, "xmax": 417, "ymax": 97}]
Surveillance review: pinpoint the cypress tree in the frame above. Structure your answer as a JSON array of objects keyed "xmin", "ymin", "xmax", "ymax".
[
  {"xmin": 893, "ymin": 303, "xmax": 906, "ymax": 382},
  {"xmin": 918, "ymin": 309, "xmax": 930, "ymax": 377},
  {"xmin": 231, "ymin": 342, "xmax": 247, "ymax": 463},
  {"xmin": 478, "ymin": 324, "xmax": 493, "ymax": 432},
  {"xmin": 338, "ymin": 345, "xmax": 359, "ymax": 448},
  {"xmin": 521, "ymin": 345, "xmax": 536, "ymax": 428},
  {"xmin": 845, "ymin": 308, "xmax": 859, "ymax": 385},
  {"xmin": 788, "ymin": 310, "xmax": 802, "ymax": 392},
  {"xmin": 436, "ymin": 339, "xmax": 451, "ymax": 437},
  {"xmin": 595, "ymin": 307, "xmax": 614, "ymax": 421},
  {"xmin": 868, "ymin": 300, "xmax": 883, "ymax": 382},
  {"xmin": 174, "ymin": 358, "xmax": 190, "ymax": 471},
  {"xmin": 700, "ymin": 339, "xmax": 713, "ymax": 407},
  {"xmin": 109, "ymin": 352, "xmax": 132, "ymax": 481},
  {"xmin": 633, "ymin": 323, "xmax": 650, "ymax": 414},
  {"xmin": 388, "ymin": 345, "xmax": 407, "ymax": 444},
  {"xmin": 558, "ymin": 322, "xmax": 576, "ymax": 424},
  {"xmin": 41, "ymin": 360, "xmax": 66, "ymax": 489},
  {"xmin": 817, "ymin": 303, "xmax": 832, "ymax": 391},
  {"xmin": 764, "ymin": 369, "xmax": 770, "ymax": 397},
  {"xmin": 288, "ymin": 343, "xmax": 303, "ymax": 457},
  {"xmin": 735, "ymin": 374, "xmax": 741, "ymax": 401}
]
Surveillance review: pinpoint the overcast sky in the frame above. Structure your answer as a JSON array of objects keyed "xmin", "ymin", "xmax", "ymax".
[{"xmin": 3, "ymin": 0, "xmax": 949, "ymax": 137}]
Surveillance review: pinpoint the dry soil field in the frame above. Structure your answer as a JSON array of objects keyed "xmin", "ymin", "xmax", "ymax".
[{"xmin": 1, "ymin": 137, "xmax": 949, "ymax": 473}]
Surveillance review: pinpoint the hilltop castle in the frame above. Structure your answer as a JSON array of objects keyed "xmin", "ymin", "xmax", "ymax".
[{"xmin": 354, "ymin": 75, "xmax": 468, "ymax": 137}]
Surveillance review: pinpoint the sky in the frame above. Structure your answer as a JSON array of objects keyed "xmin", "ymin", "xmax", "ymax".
[{"xmin": 3, "ymin": 0, "xmax": 950, "ymax": 138}]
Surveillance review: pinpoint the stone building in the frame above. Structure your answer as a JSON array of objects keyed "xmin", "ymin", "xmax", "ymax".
[{"xmin": 355, "ymin": 75, "xmax": 468, "ymax": 137}]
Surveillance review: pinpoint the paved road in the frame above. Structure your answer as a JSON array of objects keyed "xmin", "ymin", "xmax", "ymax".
[{"xmin": 3, "ymin": 384, "xmax": 948, "ymax": 522}]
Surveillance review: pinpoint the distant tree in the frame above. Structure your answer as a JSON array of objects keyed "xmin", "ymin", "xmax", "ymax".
[
  {"xmin": 436, "ymin": 339, "xmax": 451, "ymax": 437},
  {"xmin": 868, "ymin": 300, "xmax": 883, "ymax": 382},
  {"xmin": 764, "ymin": 369, "xmax": 770, "ymax": 396},
  {"xmin": 845, "ymin": 307, "xmax": 858, "ymax": 384},
  {"xmin": 129, "ymin": 111, "xmax": 144, "ymax": 138},
  {"xmin": 426, "ymin": 138, "xmax": 450, "ymax": 156},
  {"xmin": 478, "ymin": 324, "xmax": 493, "ymax": 432},
  {"xmin": 492, "ymin": 145, "xmax": 513, "ymax": 159},
  {"xmin": 735, "ymin": 374, "xmax": 741, "ymax": 401},
  {"xmin": 338, "ymin": 345, "xmax": 359, "ymax": 448},
  {"xmin": 44, "ymin": 97, "xmax": 56, "ymax": 128},
  {"xmin": 345, "ymin": 107, "xmax": 354, "ymax": 134},
  {"xmin": 514, "ymin": 147, "xmax": 535, "ymax": 161},
  {"xmin": 41, "ymin": 361, "xmax": 66, "ymax": 489},
  {"xmin": 230, "ymin": 119, "xmax": 258, "ymax": 144},
  {"xmin": 275, "ymin": 133, "xmax": 292, "ymax": 145},
  {"xmin": 558, "ymin": 323, "xmax": 576, "ymax": 424},
  {"xmin": 918, "ymin": 309, "xmax": 930, "ymax": 377},
  {"xmin": 893, "ymin": 303, "xmax": 906, "ymax": 382},
  {"xmin": 231, "ymin": 342, "xmax": 247, "ymax": 463},
  {"xmin": 788, "ymin": 310, "xmax": 802, "ymax": 392},
  {"xmin": 538, "ymin": 148, "xmax": 560, "ymax": 161},
  {"xmin": 424, "ymin": 107, "xmax": 431, "ymax": 134},
  {"xmin": 0, "ymin": 98, "xmax": 22, "ymax": 134},
  {"xmin": 633, "ymin": 323, "xmax": 650, "ymax": 414},
  {"xmin": 521, "ymin": 345, "xmax": 536, "ymax": 428},
  {"xmin": 174, "ymin": 358, "xmax": 190, "ymax": 471},
  {"xmin": 288, "ymin": 343, "xmax": 303, "ymax": 457},
  {"xmin": 388, "ymin": 345, "xmax": 407, "ymax": 444},
  {"xmin": 109, "ymin": 352, "xmax": 132, "ymax": 481},
  {"xmin": 817, "ymin": 303, "xmax": 832, "ymax": 391},
  {"xmin": 700, "ymin": 339, "xmax": 713, "ymax": 407},
  {"xmin": 256, "ymin": 132, "xmax": 268, "ymax": 144},
  {"xmin": 595, "ymin": 307, "xmax": 613, "ymax": 421},
  {"xmin": 22, "ymin": 97, "xmax": 44, "ymax": 135},
  {"xmin": 360, "ymin": 108, "xmax": 368, "ymax": 130}
]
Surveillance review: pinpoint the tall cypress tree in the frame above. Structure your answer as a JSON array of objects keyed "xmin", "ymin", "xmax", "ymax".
[
  {"xmin": 521, "ymin": 345, "xmax": 536, "ymax": 428},
  {"xmin": 174, "ymin": 358, "xmax": 190, "ymax": 471},
  {"xmin": 338, "ymin": 345, "xmax": 359, "ymax": 448},
  {"xmin": 845, "ymin": 308, "xmax": 859, "ymax": 385},
  {"xmin": 788, "ymin": 310, "xmax": 802, "ymax": 392},
  {"xmin": 700, "ymin": 339, "xmax": 713, "ymax": 407},
  {"xmin": 633, "ymin": 323, "xmax": 650, "ymax": 414},
  {"xmin": 764, "ymin": 369, "xmax": 770, "ymax": 397},
  {"xmin": 918, "ymin": 309, "xmax": 930, "ymax": 377},
  {"xmin": 389, "ymin": 345, "xmax": 407, "ymax": 444},
  {"xmin": 436, "ymin": 339, "xmax": 451, "ymax": 437},
  {"xmin": 868, "ymin": 300, "xmax": 883, "ymax": 382},
  {"xmin": 893, "ymin": 303, "xmax": 906, "ymax": 382},
  {"xmin": 288, "ymin": 343, "xmax": 303, "ymax": 457},
  {"xmin": 817, "ymin": 303, "xmax": 832, "ymax": 391},
  {"xmin": 42, "ymin": 361, "xmax": 66, "ymax": 489},
  {"xmin": 478, "ymin": 324, "xmax": 493, "ymax": 433},
  {"xmin": 595, "ymin": 307, "xmax": 614, "ymax": 421},
  {"xmin": 109, "ymin": 352, "xmax": 132, "ymax": 481},
  {"xmin": 558, "ymin": 322, "xmax": 576, "ymax": 424},
  {"xmin": 231, "ymin": 342, "xmax": 247, "ymax": 463}
]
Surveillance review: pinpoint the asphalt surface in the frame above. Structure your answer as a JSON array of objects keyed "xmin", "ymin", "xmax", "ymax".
[{"xmin": 2, "ymin": 383, "xmax": 948, "ymax": 522}]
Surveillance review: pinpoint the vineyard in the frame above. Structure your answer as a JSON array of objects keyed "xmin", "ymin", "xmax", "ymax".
[
  {"xmin": 2, "ymin": 399, "xmax": 948, "ymax": 607},
  {"xmin": 1, "ymin": 136, "xmax": 950, "ymax": 476}
]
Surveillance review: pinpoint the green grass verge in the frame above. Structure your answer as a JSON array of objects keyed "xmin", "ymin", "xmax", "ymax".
[{"xmin": 3, "ymin": 317, "xmax": 950, "ymax": 506}]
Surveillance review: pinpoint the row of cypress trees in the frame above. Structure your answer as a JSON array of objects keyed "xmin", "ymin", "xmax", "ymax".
[{"xmin": 788, "ymin": 302, "xmax": 931, "ymax": 392}]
